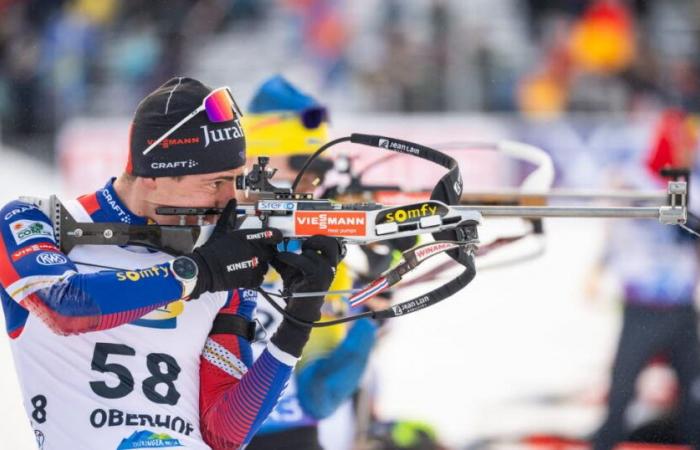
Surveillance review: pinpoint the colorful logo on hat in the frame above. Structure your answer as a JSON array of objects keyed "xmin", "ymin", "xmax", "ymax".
[{"xmin": 117, "ymin": 430, "xmax": 183, "ymax": 449}]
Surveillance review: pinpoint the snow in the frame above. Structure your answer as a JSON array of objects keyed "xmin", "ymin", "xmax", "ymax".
[{"xmin": 370, "ymin": 219, "xmax": 618, "ymax": 447}]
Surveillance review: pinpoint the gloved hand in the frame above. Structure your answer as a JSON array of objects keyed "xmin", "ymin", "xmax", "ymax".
[
  {"xmin": 187, "ymin": 199, "xmax": 282, "ymax": 298},
  {"xmin": 274, "ymin": 236, "xmax": 342, "ymax": 291},
  {"xmin": 272, "ymin": 235, "xmax": 343, "ymax": 321},
  {"xmin": 270, "ymin": 235, "xmax": 344, "ymax": 357}
]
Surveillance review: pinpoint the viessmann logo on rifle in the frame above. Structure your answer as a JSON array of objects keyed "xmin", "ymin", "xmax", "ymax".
[
  {"xmin": 294, "ymin": 211, "xmax": 366, "ymax": 237},
  {"xmin": 375, "ymin": 201, "xmax": 447, "ymax": 224}
]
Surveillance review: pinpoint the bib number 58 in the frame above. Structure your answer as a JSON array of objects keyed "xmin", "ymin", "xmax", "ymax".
[{"xmin": 89, "ymin": 343, "xmax": 181, "ymax": 405}]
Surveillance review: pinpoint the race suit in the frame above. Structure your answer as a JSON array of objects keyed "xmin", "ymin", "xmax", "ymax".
[{"xmin": 0, "ymin": 178, "xmax": 296, "ymax": 450}]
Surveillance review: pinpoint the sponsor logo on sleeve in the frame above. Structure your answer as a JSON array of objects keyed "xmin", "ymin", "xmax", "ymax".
[
  {"xmin": 375, "ymin": 201, "xmax": 447, "ymax": 225},
  {"xmin": 116, "ymin": 266, "xmax": 170, "ymax": 282},
  {"xmin": 35, "ymin": 252, "xmax": 68, "ymax": 266},
  {"xmin": 9, "ymin": 220, "xmax": 54, "ymax": 245},
  {"xmin": 4, "ymin": 205, "xmax": 38, "ymax": 220},
  {"xmin": 294, "ymin": 211, "xmax": 366, "ymax": 237},
  {"xmin": 11, "ymin": 242, "xmax": 60, "ymax": 261}
]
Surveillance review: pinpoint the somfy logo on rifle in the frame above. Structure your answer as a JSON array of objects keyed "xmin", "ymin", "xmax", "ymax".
[{"xmin": 375, "ymin": 201, "xmax": 448, "ymax": 225}]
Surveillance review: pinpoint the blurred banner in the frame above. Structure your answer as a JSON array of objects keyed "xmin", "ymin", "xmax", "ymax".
[
  {"xmin": 57, "ymin": 118, "xmax": 131, "ymax": 197},
  {"xmin": 57, "ymin": 113, "xmax": 662, "ymax": 197}
]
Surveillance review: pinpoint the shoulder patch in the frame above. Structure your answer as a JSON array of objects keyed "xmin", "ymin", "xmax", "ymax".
[{"xmin": 8, "ymin": 220, "xmax": 54, "ymax": 245}]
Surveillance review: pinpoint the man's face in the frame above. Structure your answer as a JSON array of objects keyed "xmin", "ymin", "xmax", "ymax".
[{"xmin": 145, "ymin": 168, "xmax": 242, "ymax": 225}]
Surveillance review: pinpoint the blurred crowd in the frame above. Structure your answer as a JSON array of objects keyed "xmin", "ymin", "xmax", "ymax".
[
  {"xmin": 0, "ymin": 0, "xmax": 266, "ymax": 157},
  {"xmin": 2, "ymin": 0, "xmax": 700, "ymax": 160}
]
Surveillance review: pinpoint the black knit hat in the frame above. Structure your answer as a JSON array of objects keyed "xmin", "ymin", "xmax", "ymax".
[{"xmin": 126, "ymin": 77, "xmax": 246, "ymax": 177}]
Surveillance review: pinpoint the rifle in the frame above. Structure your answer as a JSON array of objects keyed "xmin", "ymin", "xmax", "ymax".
[{"xmin": 23, "ymin": 134, "xmax": 690, "ymax": 327}]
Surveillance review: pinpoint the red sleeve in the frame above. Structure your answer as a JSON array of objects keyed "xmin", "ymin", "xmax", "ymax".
[{"xmin": 199, "ymin": 290, "xmax": 295, "ymax": 449}]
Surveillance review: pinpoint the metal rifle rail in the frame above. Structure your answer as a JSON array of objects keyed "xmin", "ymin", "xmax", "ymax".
[
  {"xmin": 458, "ymin": 180, "xmax": 688, "ymax": 225},
  {"xmin": 460, "ymin": 188, "xmax": 668, "ymax": 203},
  {"xmin": 465, "ymin": 205, "xmax": 669, "ymax": 219}
]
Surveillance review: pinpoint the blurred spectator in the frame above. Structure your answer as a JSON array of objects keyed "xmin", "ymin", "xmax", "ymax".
[
  {"xmin": 517, "ymin": 21, "xmax": 573, "ymax": 120},
  {"xmin": 518, "ymin": 0, "xmax": 637, "ymax": 118},
  {"xmin": 283, "ymin": 0, "xmax": 349, "ymax": 86},
  {"xmin": 0, "ymin": 0, "xmax": 244, "ymax": 159},
  {"xmin": 568, "ymin": 0, "xmax": 636, "ymax": 76},
  {"xmin": 591, "ymin": 109, "xmax": 700, "ymax": 449},
  {"xmin": 517, "ymin": 0, "xmax": 700, "ymax": 118},
  {"xmin": 42, "ymin": 1, "xmax": 109, "ymax": 119}
]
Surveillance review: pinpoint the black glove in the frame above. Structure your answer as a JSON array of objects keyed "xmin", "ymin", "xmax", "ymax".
[
  {"xmin": 270, "ymin": 235, "xmax": 344, "ymax": 357},
  {"xmin": 187, "ymin": 199, "xmax": 282, "ymax": 298},
  {"xmin": 274, "ymin": 236, "xmax": 342, "ymax": 295}
]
